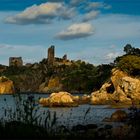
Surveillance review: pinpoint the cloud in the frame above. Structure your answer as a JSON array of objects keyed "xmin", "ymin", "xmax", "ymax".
[
  {"xmin": 85, "ymin": 2, "xmax": 111, "ymax": 11},
  {"xmin": 5, "ymin": 2, "xmax": 76, "ymax": 24},
  {"xmin": 106, "ymin": 52, "xmax": 120, "ymax": 60},
  {"xmin": 47, "ymin": 0, "xmax": 64, "ymax": 2},
  {"xmin": 82, "ymin": 11, "xmax": 100, "ymax": 22},
  {"xmin": 56, "ymin": 23, "xmax": 94, "ymax": 40},
  {"xmin": 93, "ymin": 14, "xmax": 140, "ymax": 40},
  {"xmin": 70, "ymin": 0, "xmax": 86, "ymax": 6},
  {"xmin": 0, "ymin": 44, "xmax": 15, "ymax": 49},
  {"xmin": 4, "ymin": 1, "xmax": 111, "ymax": 25}
]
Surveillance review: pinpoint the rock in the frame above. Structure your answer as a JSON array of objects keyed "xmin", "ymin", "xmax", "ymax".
[
  {"xmin": 86, "ymin": 124, "xmax": 98, "ymax": 130},
  {"xmin": 110, "ymin": 110, "xmax": 128, "ymax": 122},
  {"xmin": 39, "ymin": 76, "xmax": 62, "ymax": 93},
  {"xmin": 72, "ymin": 95, "xmax": 80, "ymax": 102},
  {"xmin": 39, "ymin": 91, "xmax": 78, "ymax": 107},
  {"xmin": 38, "ymin": 98, "xmax": 49, "ymax": 106},
  {"xmin": 72, "ymin": 124, "xmax": 87, "ymax": 132},
  {"xmin": 91, "ymin": 68, "xmax": 140, "ymax": 105},
  {"xmin": 112, "ymin": 124, "xmax": 133, "ymax": 139},
  {"xmin": 91, "ymin": 91, "xmax": 113, "ymax": 105},
  {"xmin": 0, "ymin": 76, "xmax": 15, "ymax": 94},
  {"xmin": 104, "ymin": 124, "xmax": 112, "ymax": 129},
  {"xmin": 79, "ymin": 94, "xmax": 91, "ymax": 104},
  {"xmin": 103, "ymin": 110, "xmax": 128, "ymax": 122}
]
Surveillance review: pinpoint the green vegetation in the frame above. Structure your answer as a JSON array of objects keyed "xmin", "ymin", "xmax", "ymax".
[
  {"xmin": 0, "ymin": 43, "xmax": 139, "ymax": 93},
  {"xmin": 116, "ymin": 55, "xmax": 140, "ymax": 76},
  {"xmin": 60, "ymin": 61, "xmax": 113, "ymax": 93},
  {"xmin": 115, "ymin": 44, "xmax": 140, "ymax": 76},
  {"xmin": 0, "ymin": 58, "xmax": 113, "ymax": 93}
]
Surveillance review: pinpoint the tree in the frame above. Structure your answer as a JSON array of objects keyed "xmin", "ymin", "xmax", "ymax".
[
  {"xmin": 117, "ymin": 55, "xmax": 140, "ymax": 76},
  {"xmin": 123, "ymin": 44, "xmax": 140, "ymax": 56},
  {"xmin": 124, "ymin": 44, "xmax": 133, "ymax": 54}
]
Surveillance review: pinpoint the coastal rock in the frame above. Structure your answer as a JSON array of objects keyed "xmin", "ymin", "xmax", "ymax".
[
  {"xmin": 0, "ymin": 76, "xmax": 15, "ymax": 94},
  {"xmin": 39, "ymin": 91, "xmax": 78, "ymax": 107},
  {"xmin": 110, "ymin": 110, "xmax": 128, "ymax": 122},
  {"xmin": 91, "ymin": 91, "xmax": 113, "ymax": 105},
  {"xmin": 79, "ymin": 94, "xmax": 91, "ymax": 104},
  {"xmin": 103, "ymin": 110, "xmax": 128, "ymax": 122},
  {"xmin": 39, "ymin": 76, "xmax": 62, "ymax": 93},
  {"xmin": 91, "ymin": 68, "xmax": 140, "ymax": 105}
]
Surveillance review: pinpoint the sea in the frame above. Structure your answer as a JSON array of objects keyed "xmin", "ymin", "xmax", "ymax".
[{"xmin": 0, "ymin": 93, "xmax": 129, "ymax": 128}]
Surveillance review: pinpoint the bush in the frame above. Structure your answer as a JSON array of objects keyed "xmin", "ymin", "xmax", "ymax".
[{"xmin": 116, "ymin": 55, "xmax": 140, "ymax": 76}]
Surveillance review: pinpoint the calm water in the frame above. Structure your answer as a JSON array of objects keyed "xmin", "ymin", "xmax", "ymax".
[{"xmin": 0, "ymin": 93, "xmax": 128, "ymax": 127}]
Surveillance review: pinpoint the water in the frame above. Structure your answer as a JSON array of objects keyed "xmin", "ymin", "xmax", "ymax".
[{"xmin": 0, "ymin": 93, "xmax": 128, "ymax": 127}]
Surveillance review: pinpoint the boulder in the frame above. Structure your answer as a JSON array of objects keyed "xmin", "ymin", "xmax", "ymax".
[
  {"xmin": 91, "ymin": 91, "xmax": 113, "ymax": 105},
  {"xmin": 103, "ymin": 110, "xmax": 128, "ymax": 122},
  {"xmin": 0, "ymin": 76, "xmax": 15, "ymax": 94},
  {"xmin": 110, "ymin": 110, "xmax": 128, "ymax": 122},
  {"xmin": 39, "ymin": 91, "xmax": 78, "ymax": 107},
  {"xmin": 91, "ymin": 69, "xmax": 140, "ymax": 105}
]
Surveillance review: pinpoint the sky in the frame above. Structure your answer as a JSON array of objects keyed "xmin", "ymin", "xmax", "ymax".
[{"xmin": 0, "ymin": 0, "xmax": 140, "ymax": 65}]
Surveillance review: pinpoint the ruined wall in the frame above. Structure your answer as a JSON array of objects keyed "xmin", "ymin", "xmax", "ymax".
[
  {"xmin": 9, "ymin": 57, "xmax": 23, "ymax": 67},
  {"xmin": 48, "ymin": 45, "xmax": 55, "ymax": 65}
]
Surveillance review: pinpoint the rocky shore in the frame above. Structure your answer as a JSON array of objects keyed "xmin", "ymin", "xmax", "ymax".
[
  {"xmin": 91, "ymin": 68, "xmax": 140, "ymax": 105},
  {"xmin": 1, "ymin": 67, "xmax": 140, "ymax": 107},
  {"xmin": 0, "ymin": 76, "xmax": 15, "ymax": 94}
]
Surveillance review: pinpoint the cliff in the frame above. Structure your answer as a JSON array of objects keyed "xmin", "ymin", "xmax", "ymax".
[{"xmin": 91, "ymin": 68, "xmax": 140, "ymax": 105}]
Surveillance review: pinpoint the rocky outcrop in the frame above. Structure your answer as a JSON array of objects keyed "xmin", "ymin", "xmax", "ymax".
[
  {"xmin": 91, "ymin": 69, "xmax": 140, "ymax": 105},
  {"xmin": 39, "ymin": 91, "xmax": 78, "ymax": 107},
  {"xmin": 0, "ymin": 76, "xmax": 15, "ymax": 94},
  {"xmin": 103, "ymin": 110, "xmax": 128, "ymax": 122},
  {"xmin": 110, "ymin": 110, "xmax": 128, "ymax": 122},
  {"xmin": 39, "ymin": 77, "xmax": 62, "ymax": 93}
]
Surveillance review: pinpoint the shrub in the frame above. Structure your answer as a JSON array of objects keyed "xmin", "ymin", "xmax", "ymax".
[{"xmin": 116, "ymin": 55, "xmax": 140, "ymax": 76}]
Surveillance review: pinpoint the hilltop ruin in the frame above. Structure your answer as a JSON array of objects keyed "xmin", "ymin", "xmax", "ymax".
[
  {"xmin": 8, "ymin": 45, "xmax": 71, "ymax": 67},
  {"xmin": 9, "ymin": 57, "xmax": 23, "ymax": 67}
]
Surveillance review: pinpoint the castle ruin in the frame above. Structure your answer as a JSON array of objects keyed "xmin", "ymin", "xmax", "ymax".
[
  {"xmin": 47, "ymin": 45, "xmax": 71, "ymax": 66},
  {"xmin": 47, "ymin": 45, "xmax": 55, "ymax": 65},
  {"xmin": 9, "ymin": 57, "xmax": 23, "ymax": 67}
]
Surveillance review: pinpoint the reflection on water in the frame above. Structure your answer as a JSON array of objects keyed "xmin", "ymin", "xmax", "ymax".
[{"xmin": 0, "ymin": 94, "xmax": 128, "ymax": 126}]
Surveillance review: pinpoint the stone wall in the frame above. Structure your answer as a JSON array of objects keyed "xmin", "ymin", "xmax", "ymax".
[{"xmin": 9, "ymin": 57, "xmax": 23, "ymax": 67}]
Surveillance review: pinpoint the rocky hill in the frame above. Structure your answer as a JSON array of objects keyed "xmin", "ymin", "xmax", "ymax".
[{"xmin": 0, "ymin": 58, "xmax": 112, "ymax": 94}]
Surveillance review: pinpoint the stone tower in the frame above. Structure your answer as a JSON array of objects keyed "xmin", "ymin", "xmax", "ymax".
[
  {"xmin": 9, "ymin": 57, "xmax": 23, "ymax": 67},
  {"xmin": 48, "ymin": 45, "xmax": 55, "ymax": 65}
]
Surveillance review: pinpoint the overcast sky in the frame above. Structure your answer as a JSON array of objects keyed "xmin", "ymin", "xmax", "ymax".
[{"xmin": 0, "ymin": 0, "xmax": 140, "ymax": 65}]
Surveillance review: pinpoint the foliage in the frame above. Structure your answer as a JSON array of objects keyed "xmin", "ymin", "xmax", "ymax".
[
  {"xmin": 0, "ymin": 94, "xmax": 59, "ymax": 138},
  {"xmin": 61, "ymin": 61, "xmax": 98, "ymax": 93},
  {"xmin": 114, "ymin": 44, "xmax": 140, "ymax": 76},
  {"xmin": 124, "ymin": 44, "xmax": 140, "ymax": 56},
  {"xmin": 116, "ymin": 55, "xmax": 140, "ymax": 76}
]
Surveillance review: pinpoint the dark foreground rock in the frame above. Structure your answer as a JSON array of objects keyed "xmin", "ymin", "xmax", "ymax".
[{"xmin": 103, "ymin": 110, "xmax": 128, "ymax": 122}]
